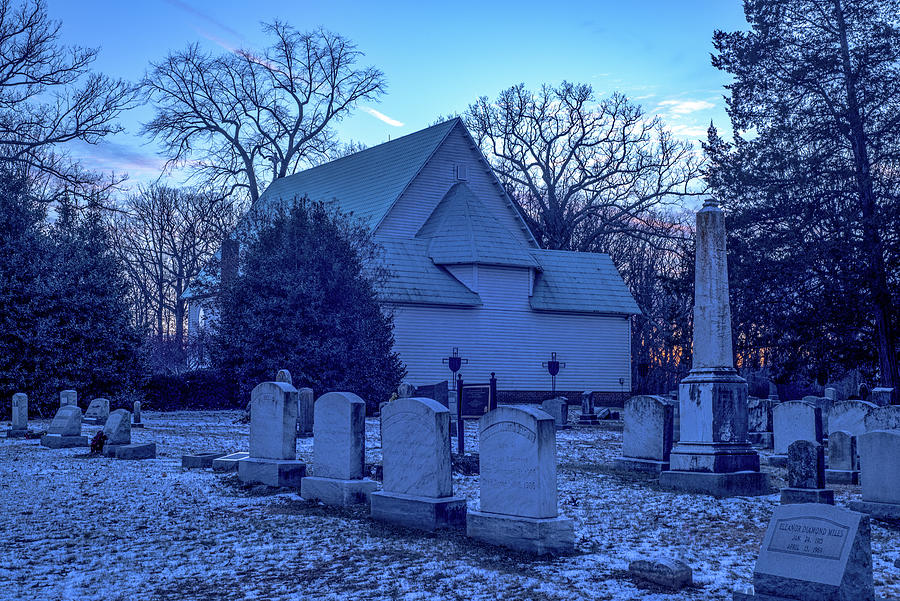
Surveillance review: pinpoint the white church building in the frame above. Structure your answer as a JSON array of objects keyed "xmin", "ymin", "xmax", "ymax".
[{"xmin": 187, "ymin": 118, "xmax": 640, "ymax": 404}]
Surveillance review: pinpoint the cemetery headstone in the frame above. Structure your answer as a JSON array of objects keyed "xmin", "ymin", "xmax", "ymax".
[
  {"xmin": 870, "ymin": 387, "xmax": 894, "ymax": 407},
  {"xmin": 59, "ymin": 389, "xmax": 77, "ymax": 408},
  {"xmin": 275, "ymin": 369, "xmax": 292, "ymax": 384},
  {"xmin": 748, "ymin": 398, "xmax": 775, "ymax": 448},
  {"xmin": 540, "ymin": 397, "xmax": 569, "ymax": 430},
  {"xmin": 577, "ymin": 390, "xmax": 599, "ymax": 426},
  {"xmin": 628, "ymin": 558, "xmax": 693, "ymax": 591},
  {"xmin": 781, "ymin": 440, "xmax": 833, "ymax": 505},
  {"xmin": 824, "ymin": 387, "xmax": 839, "ymax": 402},
  {"xmin": 132, "ymin": 401, "xmax": 143, "ymax": 428},
  {"xmin": 213, "ymin": 452, "xmax": 249, "ymax": 473},
  {"xmin": 397, "ymin": 381, "xmax": 415, "ymax": 398},
  {"xmin": 238, "ymin": 380, "xmax": 306, "ymax": 487},
  {"xmin": 828, "ymin": 400, "xmax": 876, "ymax": 438},
  {"xmin": 40, "ymin": 405, "xmax": 88, "ymax": 448},
  {"xmin": 825, "ymin": 431, "xmax": 859, "ymax": 485},
  {"xmin": 83, "ymin": 398, "xmax": 110, "ymax": 425},
  {"xmin": 115, "ymin": 443, "xmax": 156, "ymax": 460},
  {"xmin": 182, "ymin": 452, "xmax": 226, "ymax": 469},
  {"xmin": 732, "ymin": 503, "xmax": 874, "ymax": 601},
  {"xmin": 102, "ymin": 409, "xmax": 132, "ymax": 456},
  {"xmin": 614, "ymin": 395, "xmax": 674, "ymax": 473},
  {"xmin": 7, "ymin": 393, "xmax": 28, "ymax": 438},
  {"xmin": 659, "ymin": 200, "xmax": 768, "ymax": 497},
  {"xmin": 768, "ymin": 381, "xmax": 780, "ymax": 401},
  {"xmin": 300, "ymin": 392, "xmax": 377, "ymax": 505},
  {"xmin": 370, "ymin": 397, "xmax": 467, "ymax": 530},
  {"xmin": 466, "ymin": 406, "xmax": 574, "ymax": 554},
  {"xmin": 849, "ymin": 430, "xmax": 900, "ymax": 521},
  {"xmin": 771, "ymin": 401, "xmax": 823, "ymax": 466},
  {"xmin": 863, "ymin": 405, "xmax": 900, "ymax": 433},
  {"xmin": 297, "ymin": 387, "xmax": 314, "ymax": 437}
]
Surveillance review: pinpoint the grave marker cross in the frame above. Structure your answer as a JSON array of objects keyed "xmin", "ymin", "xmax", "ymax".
[{"xmin": 542, "ymin": 352, "xmax": 566, "ymax": 394}]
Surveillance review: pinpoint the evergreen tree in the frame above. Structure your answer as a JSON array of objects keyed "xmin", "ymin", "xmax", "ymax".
[
  {"xmin": 211, "ymin": 198, "xmax": 404, "ymax": 411},
  {"xmin": 707, "ymin": 0, "xmax": 900, "ymax": 395}
]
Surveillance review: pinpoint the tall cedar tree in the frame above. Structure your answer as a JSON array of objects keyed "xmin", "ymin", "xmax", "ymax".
[
  {"xmin": 0, "ymin": 169, "xmax": 143, "ymax": 417},
  {"xmin": 211, "ymin": 199, "xmax": 404, "ymax": 411},
  {"xmin": 707, "ymin": 0, "xmax": 900, "ymax": 396}
]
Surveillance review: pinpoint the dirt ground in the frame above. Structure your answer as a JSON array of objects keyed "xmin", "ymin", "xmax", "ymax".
[{"xmin": 1, "ymin": 410, "xmax": 898, "ymax": 601}]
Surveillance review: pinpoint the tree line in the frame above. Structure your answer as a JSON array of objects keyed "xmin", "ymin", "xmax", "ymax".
[{"xmin": 0, "ymin": 0, "xmax": 897, "ymax": 410}]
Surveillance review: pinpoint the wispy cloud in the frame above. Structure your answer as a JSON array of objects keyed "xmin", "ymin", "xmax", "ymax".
[
  {"xmin": 162, "ymin": 0, "xmax": 245, "ymax": 42},
  {"xmin": 668, "ymin": 124, "xmax": 710, "ymax": 139},
  {"xmin": 657, "ymin": 99, "xmax": 716, "ymax": 115},
  {"xmin": 361, "ymin": 107, "xmax": 404, "ymax": 127},
  {"xmin": 70, "ymin": 140, "xmax": 167, "ymax": 177}
]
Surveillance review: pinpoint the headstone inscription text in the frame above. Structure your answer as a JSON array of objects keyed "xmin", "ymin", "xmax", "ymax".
[
  {"xmin": 461, "ymin": 385, "xmax": 490, "ymax": 418},
  {"xmin": 767, "ymin": 516, "xmax": 850, "ymax": 560}
]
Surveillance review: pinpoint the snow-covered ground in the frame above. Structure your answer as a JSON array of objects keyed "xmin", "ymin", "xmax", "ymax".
[{"xmin": 1, "ymin": 410, "xmax": 898, "ymax": 601}]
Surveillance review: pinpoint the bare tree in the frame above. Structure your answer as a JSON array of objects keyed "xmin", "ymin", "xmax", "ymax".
[
  {"xmin": 142, "ymin": 22, "xmax": 386, "ymax": 204},
  {"xmin": 110, "ymin": 185, "xmax": 236, "ymax": 370},
  {"xmin": 0, "ymin": 0, "xmax": 137, "ymax": 186},
  {"xmin": 465, "ymin": 82, "xmax": 705, "ymax": 252}
]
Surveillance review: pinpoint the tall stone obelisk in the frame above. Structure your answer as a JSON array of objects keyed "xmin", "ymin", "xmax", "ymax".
[{"xmin": 659, "ymin": 200, "xmax": 769, "ymax": 496}]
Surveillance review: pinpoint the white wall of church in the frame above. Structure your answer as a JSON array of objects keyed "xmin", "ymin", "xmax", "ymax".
[{"xmin": 385, "ymin": 266, "xmax": 632, "ymax": 392}]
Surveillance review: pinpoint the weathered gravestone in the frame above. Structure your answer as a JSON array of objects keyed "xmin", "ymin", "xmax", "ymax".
[
  {"xmin": 540, "ymin": 397, "xmax": 569, "ymax": 430},
  {"xmin": 238, "ymin": 381, "xmax": 305, "ymax": 487},
  {"xmin": 659, "ymin": 200, "xmax": 767, "ymax": 497},
  {"xmin": 370, "ymin": 397, "xmax": 467, "ymax": 530},
  {"xmin": 40, "ymin": 405, "xmax": 88, "ymax": 448},
  {"xmin": 275, "ymin": 369, "xmax": 292, "ymax": 384},
  {"xmin": 102, "ymin": 409, "xmax": 132, "ymax": 456},
  {"xmin": 297, "ymin": 387, "xmax": 314, "ymax": 438},
  {"xmin": 577, "ymin": 390, "xmax": 599, "ymax": 426},
  {"xmin": 132, "ymin": 401, "xmax": 143, "ymax": 428},
  {"xmin": 7, "ymin": 393, "xmax": 28, "ymax": 438},
  {"xmin": 301, "ymin": 392, "xmax": 377, "ymax": 505},
  {"xmin": 732, "ymin": 503, "xmax": 874, "ymax": 601},
  {"xmin": 182, "ymin": 452, "xmax": 226, "ymax": 469},
  {"xmin": 801, "ymin": 396, "xmax": 832, "ymax": 434},
  {"xmin": 824, "ymin": 387, "xmax": 839, "ymax": 402},
  {"xmin": 466, "ymin": 406, "xmax": 574, "ymax": 554},
  {"xmin": 59, "ymin": 389, "xmax": 77, "ymax": 408},
  {"xmin": 748, "ymin": 398, "xmax": 775, "ymax": 448},
  {"xmin": 849, "ymin": 430, "xmax": 900, "ymax": 521},
  {"xmin": 870, "ymin": 387, "xmax": 894, "ymax": 407},
  {"xmin": 781, "ymin": 440, "xmax": 833, "ymax": 505},
  {"xmin": 771, "ymin": 401, "xmax": 823, "ymax": 466},
  {"xmin": 829, "ymin": 401, "xmax": 876, "ymax": 438},
  {"xmin": 614, "ymin": 395, "xmax": 674, "ymax": 473},
  {"xmin": 213, "ymin": 452, "xmax": 249, "ymax": 473},
  {"xmin": 83, "ymin": 398, "xmax": 110, "ymax": 425},
  {"xmin": 864, "ymin": 406, "xmax": 900, "ymax": 433},
  {"xmin": 628, "ymin": 558, "xmax": 693, "ymax": 591},
  {"xmin": 825, "ymin": 431, "xmax": 859, "ymax": 485},
  {"xmin": 397, "ymin": 381, "xmax": 415, "ymax": 398}
]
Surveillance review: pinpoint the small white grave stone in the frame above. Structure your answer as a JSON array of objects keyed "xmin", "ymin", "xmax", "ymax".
[
  {"xmin": 849, "ymin": 430, "xmax": 900, "ymax": 521},
  {"xmin": 466, "ymin": 406, "xmax": 574, "ymax": 554},
  {"xmin": 84, "ymin": 398, "xmax": 110, "ymax": 425},
  {"xmin": 300, "ymin": 392, "xmax": 376, "ymax": 505},
  {"xmin": 614, "ymin": 395, "xmax": 674, "ymax": 473},
  {"xmin": 8, "ymin": 393, "xmax": 28, "ymax": 437},
  {"xmin": 825, "ymin": 430, "xmax": 859, "ymax": 485},
  {"xmin": 297, "ymin": 387, "xmax": 314, "ymax": 437},
  {"xmin": 102, "ymin": 409, "xmax": 132, "ymax": 452},
  {"xmin": 540, "ymin": 397, "xmax": 569, "ymax": 430},
  {"xmin": 772, "ymin": 401, "xmax": 822, "ymax": 457},
  {"xmin": 829, "ymin": 400, "xmax": 876, "ymax": 437},
  {"xmin": 40, "ymin": 406, "xmax": 88, "ymax": 448},
  {"xmin": 59, "ymin": 390, "xmax": 77, "ymax": 408},
  {"xmin": 238, "ymin": 381, "xmax": 305, "ymax": 488}
]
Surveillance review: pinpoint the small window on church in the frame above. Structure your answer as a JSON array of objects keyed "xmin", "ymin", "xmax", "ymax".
[{"xmin": 455, "ymin": 164, "xmax": 468, "ymax": 181}]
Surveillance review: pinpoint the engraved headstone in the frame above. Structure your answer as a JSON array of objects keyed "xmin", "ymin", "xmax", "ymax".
[
  {"xmin": 9, "ymin": 393, "xmax": 28, "ymax": 436},
  {"xmin": 733, "ymin": 503, "xmax": 874, "ymax": 601},
  {"xmin": 59, "ymin": 390, "xmax": 77, "ymax": 408},
  {"xmin": 275, "ymin": 369, "xmax": 292, "ymax": 385},
  {"xmin": 863, "ymin": 405, "xmax": 900, "ymax": 433},
  {"xmin": 824, "ymin": 387, "xmax": 839, "ymax": 402},
  {"xmin": 773, "ymin": 401, "xmax": 822, "ymax": 456},
  {"xmin": 540, "ymin": 397, "xmax": 569, "ymax": 430},
  {"xmin": 828, "ymin": 400, "xmax": 876, "ymax": 437},
  {"xmin": 825, "ymin": 430, "xmax": 859, "ymax": 485},
  {"xmin": 466, "ymin": 406, "xmax": 574, "ymax": 554},
  {"xmin": 238, "ymin": 380, "xmax": 306, "ymax": 488},
  {"xmin": 370, "ymin": 397, "xmax": 466, "ymax": 530},
  {"xmin": 870, "ymin": 387, "xmax": 894, "ymax": 407},
  {"xmin": 300, "ymin": 392, "xmax": 377, "ymax": 505},
  {"xmin": 84, "ymin": 398, "xmax": 110, "ymax": 425},
  {"xmin": 748, "ymin": 398, "xmax": 774, "ymax": 433},
  {"xmin": 781, "ymin": 440, "xmax": 833, "ymax": 505},
  {"xmin": 132, "ymin": 401, "xmax": 143, "ymax": 428},
  {"xmin": 614, "ymin": 395, "xmax": 674, "ymax": 473},
  {"xmin": 397, "ymin": 381, "xmax": 415, "ymax": 398},
  {"xmin": 103, "ymin": 409, "xmax": 131, "ymax": 445},
  {"xmin": 40, "ymin": 405, "xmax": 88, "ymax": 448},
  {"xmin": 849, "ymin": 430, "xmax": 900, "ymax": 521},
  {"xmin": 578, "ymin": 390, "xmax": 599, "ymax": 426}
]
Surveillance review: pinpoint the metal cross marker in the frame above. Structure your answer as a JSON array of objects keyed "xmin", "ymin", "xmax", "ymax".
[
  {"xmin": 443, "ymin": 347, "xmax": 468, "ymax": 381},
  {"xmin": 542, "ymin": 352, "xmax": 566, "ymax": 394}
]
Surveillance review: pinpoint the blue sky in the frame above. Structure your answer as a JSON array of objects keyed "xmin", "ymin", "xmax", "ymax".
[{"xmin": 48, "ymin": 0, "xmax": 749, "ymax": 187}]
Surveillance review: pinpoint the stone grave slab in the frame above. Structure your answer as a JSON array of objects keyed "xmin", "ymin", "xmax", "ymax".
[
  {"xmin": 212, "ymin": 452, "xmax": 250, "ymax": 473},
  {"xmin": 7, "ymin": 393, "xmax": 28, "ymax": 437},
  {"xmin": 540, "ymin": 397, "xmax": 570, "ymax": 430},
  {"xmin": 614, "ymin": 395, "xmax": 674, "ymax": 473},
  {"xmin": 116, "ymin": 443, "xmax": 156, "ymax": 460},
  {"xmin": 182, "ymin": 452, "xmax": 227, "ymax": 469},
  {"xmin": 238, "ymin": 381, "xmax": 305, "ymax": 488},
  {"xmin": 41, "ymin": 406, "xmax": 88, "ymax": 448},
  {"xmin": 829, "ymin": 401, "xmax": 876, "ymax": 437},
  {"xmin": 864, "ymin": 406, "xmax": 900, "ymax": 433},
  {"xmin": 781, "ymin": 440, "xmax": 833, "ymax": 505},
  {"xmin": 849, "ymin": 430, "xmax": 900, "ymax": 521},
  {"xmin": 825, "ymin": 431, "xmax": 859, "ymax": 485}
]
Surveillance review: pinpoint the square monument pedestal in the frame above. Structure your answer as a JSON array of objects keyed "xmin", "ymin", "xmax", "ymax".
[
  {"xmin": 660, "ymin": 470, "xmax": 770, "ymax": 497},
  {"xmin": 613, "ymin": 456, "xmax": 669, "ymax": 474},
  {"xmin": 825, "ymin": 469, "xmax": 859, "ymax": 485},
  {"xmin": 40, "ymin": 434, "xmax": 88, "ymax": 448},
  {"xmin": 300, "ymin": 476, "xmax": 377, "ymax": 506},
  {"xmin": 780, "ymin": 487, "xmax": 834, "ymax": 505},
  {"xmin": 238, "ymin": 458, "xmax": 306, "ymax": 488},
  {"xmin": 466, "ymin": 510, "xmax": 574, "ymax": 555},
  {"xmin": 370, "ymin": 491, "xmax": 467, "ymax": 531}
]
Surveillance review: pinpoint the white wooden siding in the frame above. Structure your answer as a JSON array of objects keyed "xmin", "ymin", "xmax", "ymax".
[
  {"xmin": 376, "ymin": 125, "xmax": 534, "ymax": 247},
  {"xmin": 385, "ymin": 266, "xmax": 632, "ymax": 392}
]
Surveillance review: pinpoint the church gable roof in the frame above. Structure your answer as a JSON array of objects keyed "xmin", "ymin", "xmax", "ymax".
[
  {"xmin": 376, "ymin": 238, "xmax": 482, "ymax": 307},
  {"xmin": 529, "ymin": 249, "xmax": 641, "ymax": 315},
  {"xmin": 416, "ymin": 182, "xmax": 539, "ymax": 268},
  {"xmin": 256, "ymin": 118, "xmax": 459, "ymax": 226}
]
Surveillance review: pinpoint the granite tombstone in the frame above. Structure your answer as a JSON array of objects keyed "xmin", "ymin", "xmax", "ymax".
[{"xmin": 237, "ymin": 380, "xmax": 306, "ymax": 487}]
